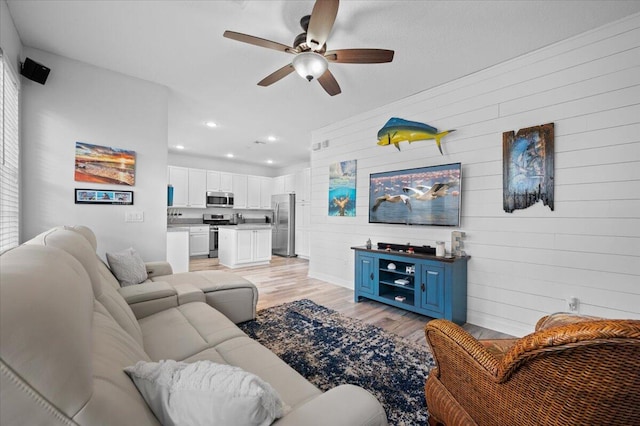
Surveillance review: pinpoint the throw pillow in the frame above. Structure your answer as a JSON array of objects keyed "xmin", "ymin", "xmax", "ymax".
[
  {"xmin": 106, "ymin": 247, "xmax": 148, "ymax": 287},
  {"xmin": 125, "ymin": 360, "xmax": 285, "ymax": 426}
]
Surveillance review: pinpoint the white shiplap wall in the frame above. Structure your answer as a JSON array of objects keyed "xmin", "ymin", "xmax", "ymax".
[{"xmin": 308, "ymin": 14, "xmax": 640, "ymax": 337}]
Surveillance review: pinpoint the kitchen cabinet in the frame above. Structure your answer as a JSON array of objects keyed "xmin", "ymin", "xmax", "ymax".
[
  {"xmin": 294, "ymin": 168, "xmax": 311, "ymax": 202},
  {"xmin": 272, "ymin": 175, "xmax": 284, "ymax": 195},
  {"xmin": 283, "ymin": 174, "xmax": 295, "ymax": 193},
  {"xmin": 189, "ymin": 225, "xmax": 210, "ymax": 256},
  {"xmin": 272, "ymin": 173, "xmax": 295, "ymax": 195},
  {"xmin": 247, "ymin": 175, "xmax": 261, "ymax": 209},
  {"xmin": 260, "ymin": 177, "xmax": 272, "ymax": 209},
  {"xmin": 232, "ymin": 174, "xmax": 248, "ymax": 208},
  {"xmin": 220, "ymin": 173, "xmax": 233, "ymax": 192},
  {"xmin": 187, "ymin": 169, "xmax": 207, "ymax": 208},
  {"xmin": 169, "ymin": 166, "xmax": 274, "ymax": 210},
  {"xmin": 295, "ymin": 202, "xmax": 310, "ymax": 258},
  {"xmin": 168, "ymin": 166, "xmax": 188, "ymax": 207},
  {"xmin": 218, "ymin": 227, "xmax": 272, "ymax": 268},
  {"xmin": 206, "ymin": 171, "xmax": 221, "ymax": 191},
  {"xmin": 168, "ymin": 166, "xmax": 206, "ymax": 208}
]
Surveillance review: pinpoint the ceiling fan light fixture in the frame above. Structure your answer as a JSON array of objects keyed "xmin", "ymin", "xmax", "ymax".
[{"xmin": 292, "ymin": 52, "xmax": 328, "ymax": 81}]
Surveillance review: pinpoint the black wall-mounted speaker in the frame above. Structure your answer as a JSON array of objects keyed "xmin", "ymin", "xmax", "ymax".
[{"xmin": 20, "ymin": 57, "xmax": 50, "ymax": 85}]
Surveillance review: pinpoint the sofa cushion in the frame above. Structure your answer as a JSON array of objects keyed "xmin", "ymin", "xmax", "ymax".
[
  {"xmin": 138, "ymin": 301, "xmax": 246, "ymax": 361},
  {"xmin": 107, "ymin": 247, "xmax": 149, "ymax": 287},
  {"xmin": 25, "ymin": 227, "xmax": 145, "ymax": 347},
  {"xmin": 125, "ymin": 360, "xmax": 285, "ymax": 426},
  {"xmin": 208, "ymin": 335, "xmax": 322, "ymax": 410},
  {"xmin": 152, "ymin": 270, "xmax": 258, "ymax": 323}
]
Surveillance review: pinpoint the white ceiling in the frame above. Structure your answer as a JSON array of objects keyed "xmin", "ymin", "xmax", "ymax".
[{"xmin": 8, "ymin": 1, "xmax": 640, "ymax": 169}]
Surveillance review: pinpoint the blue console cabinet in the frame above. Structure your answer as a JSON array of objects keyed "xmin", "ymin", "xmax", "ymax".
[{"xmin": 352, "ymin": 247, "xmax": 469, "ymax": 325}]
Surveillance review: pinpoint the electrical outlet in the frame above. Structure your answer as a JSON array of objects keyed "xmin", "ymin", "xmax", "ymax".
[{"xmin": 567, "ymin": 297, "xmax": 579, "ymax": 312}]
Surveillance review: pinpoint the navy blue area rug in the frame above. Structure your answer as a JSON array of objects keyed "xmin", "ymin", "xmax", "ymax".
[{"xmin": 238, "ymin": 299, "xmax": 434, "ymax": 426}]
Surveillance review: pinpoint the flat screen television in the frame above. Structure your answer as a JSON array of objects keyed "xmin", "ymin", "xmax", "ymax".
[{"xmin": 369, "ymin": 162, "xmax": 462, "ymax": 226}]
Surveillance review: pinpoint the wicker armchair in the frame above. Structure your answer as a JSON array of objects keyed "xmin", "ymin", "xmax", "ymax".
[{"xmin": 424, "ymin": 313, "xmax": 640, "ymax": 426}]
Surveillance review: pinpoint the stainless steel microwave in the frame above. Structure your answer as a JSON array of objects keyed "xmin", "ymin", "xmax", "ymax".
[{"xmin": 206, "ymin": 191, "xmax": 234, "ymax": 208}]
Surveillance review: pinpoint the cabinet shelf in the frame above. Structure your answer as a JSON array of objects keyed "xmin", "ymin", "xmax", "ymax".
[
  {"xmin": 379, "ymin": 268, "xmax": 414, "ymax": 277},
  {"xmin": 379, "ymin": 292, "xmax": 415, "ymax": 306},
  {"xmin": 379, "ymin": 280, "xmax": 414, "ymax": 290},
  {"xmin": 353, "ymin": 247, "xmax": 469, "ymax": 325}
]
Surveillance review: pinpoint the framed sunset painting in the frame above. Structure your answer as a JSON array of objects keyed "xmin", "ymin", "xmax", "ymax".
[{"xmin": 75, "ymin": 142, "xmax": 136, "ymax": 186}]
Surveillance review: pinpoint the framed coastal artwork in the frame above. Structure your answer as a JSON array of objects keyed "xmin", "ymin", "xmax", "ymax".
[
  {"xmin": 502, "ymin": 123, "xmax": 554, "ymax": 213},
  {"xmin": 328, "ymin": 159, "xmax": 357, "ymax": 216},
  {"xmin": 75, "ymin": 142, "xmax": 136, "ymax": 186},
  {"xmin": 75, "ymin": 189, "xmax": 134, "ymax": 205}
]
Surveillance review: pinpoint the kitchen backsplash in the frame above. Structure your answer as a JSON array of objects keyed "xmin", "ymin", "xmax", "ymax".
[{"xmin": 167, "ymin": 207, "xmax": 273, "ymax": 223}]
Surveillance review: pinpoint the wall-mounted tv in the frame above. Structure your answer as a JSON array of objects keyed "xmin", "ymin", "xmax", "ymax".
[{"xmin": 369, "ymin": 162, "xmax": 462, "ymax": 227}]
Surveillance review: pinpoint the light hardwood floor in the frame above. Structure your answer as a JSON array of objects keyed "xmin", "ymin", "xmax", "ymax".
[{"xmin": 190, "ymin": 256, "xmax": 513, "ymax": 346}]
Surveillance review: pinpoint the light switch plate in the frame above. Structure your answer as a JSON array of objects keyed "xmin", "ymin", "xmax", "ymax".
[{"xmin": 125, "ymin": 211, "xmax": 144, "ymax": 222}]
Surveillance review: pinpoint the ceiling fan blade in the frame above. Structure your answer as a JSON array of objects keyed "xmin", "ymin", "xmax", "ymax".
[
  {"xmin": 306, "ymin": 0, "xmax": 339, "ymax": 51},
  {"xmin": 257, "ymin": 64, "xmax": 296, "ymax": 87},
  {"xmin": 223, "ymin": 30, "xmax": 295, "ymax": 54},
  {"xmin": 317, "ymin": 69, "xmax": 341, "ymax": 96},
  {"xmin": 325, "ymin": 49, "xmax": 395, "ymax": 64}
]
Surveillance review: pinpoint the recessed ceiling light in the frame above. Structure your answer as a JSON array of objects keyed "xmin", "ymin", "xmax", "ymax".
[
  {"xmin": 226, "ymin": 153, "xmax": 234, "ymax": 158},
  {"xmin": 176, "ymin": 145, "xmax": 185, "ymax": 150},
  {"xmin": 205, "ymin": 121, "xmax": 217, "ymax": 128},
  {"xmin": 267, "ymin": 136, "xmax": 277, "ymax": 142},
  {"xmin": 267, "ymin": 159, "xmax": 273, "ymax": 164}
]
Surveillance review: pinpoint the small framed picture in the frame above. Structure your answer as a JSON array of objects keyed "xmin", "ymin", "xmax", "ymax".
[{"xmin": 75, "ymin": 189, "xmax": 133, "ymax": 205}]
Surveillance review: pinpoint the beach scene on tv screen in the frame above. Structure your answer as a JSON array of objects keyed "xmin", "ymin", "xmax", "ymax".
[{"xmin": 369, "ymin": 163, "xmax": 461, "ymax": 226}]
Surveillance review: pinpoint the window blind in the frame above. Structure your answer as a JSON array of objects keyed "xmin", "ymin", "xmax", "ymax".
[{"xmin": 0, "ymin": 49, "xmax": 20, "ymax": 252}]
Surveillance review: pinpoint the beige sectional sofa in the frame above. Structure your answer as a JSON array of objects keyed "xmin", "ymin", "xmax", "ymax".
[{"xmin": 0, "ymin": 226, "xmax": 388, "ymax": 425}]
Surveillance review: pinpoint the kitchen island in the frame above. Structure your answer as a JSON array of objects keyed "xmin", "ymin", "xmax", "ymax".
[{"xmin": 218, "ymin": 225, "xmax": 272, "ymax": 269}]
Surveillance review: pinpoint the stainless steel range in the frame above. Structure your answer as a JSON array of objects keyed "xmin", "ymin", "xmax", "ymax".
[{"xmin": 202, "ymin": 214, "xmax": 230, "ymax": 258}]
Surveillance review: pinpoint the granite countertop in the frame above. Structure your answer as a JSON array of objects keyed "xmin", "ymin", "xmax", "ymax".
[
  {"xmin": 167, "ymin": 226, "xmax": 190, "ymax": 232},
  {"xmin": 218, "ymin": 224, "xmax": 272, "ymax": 230}
]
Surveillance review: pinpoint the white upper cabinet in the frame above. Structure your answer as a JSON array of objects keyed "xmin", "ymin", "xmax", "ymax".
[
  {"xmin": 168, "ymin": 166, "xmax": 189, "ymax": 207},
  {"xmin": 260, "ymin": 177, "xmax": 273, "ymax": 209},
  {"xmin": 168, "ymin": 166, "xmax": 206, "ymax": 208},
  {"xmin": 220, "ymin": 173, "xmax": 233, "ymax": 192},
  {"xmin": 272, "ymin": 175, "xmax": 285, "ymax": 195},
  {"xmin": 206, "ymin": 171, "xmax": 221, "ymax": 191},
  {"xmin": 232, "ymin": 174, "xmax": 248, "ymax": 208},
  {"xmin": 283, "ymin": 174, "xmax": 295, "ymax": 193},
  {"xmin": 247, "ymin": 175, "xmax": 261, "ymax": 209},
  {"xmin": 294, "ymin": 168, "xmax": 311, "ymax": 202},
  {"xmin": 187, "ymin": 168, "xmax": 207, "ymax": 208},
  {"xmin": 169, "ymin": 166, "xmax": 274, "ymax": 210}
]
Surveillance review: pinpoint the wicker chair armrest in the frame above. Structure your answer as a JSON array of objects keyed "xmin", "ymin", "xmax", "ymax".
[
  {"xmin": 497, "ymin": 319, "xmax": 640, "ymax": 382},
  {"xmin": 535, "ymin": 312, "xmax": 601, "ymax": 331},
  {"xmin": 425, "ymin": 319, "xmax": 501, "ymax": 378}
]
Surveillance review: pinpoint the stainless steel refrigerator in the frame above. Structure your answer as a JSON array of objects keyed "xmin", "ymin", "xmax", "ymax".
[{"xmin": 272, "ymin": 193, "xmax": 296, "ymax": 257}]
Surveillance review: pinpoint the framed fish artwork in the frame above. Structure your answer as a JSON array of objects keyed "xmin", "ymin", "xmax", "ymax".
[{"xmin": 502, "ymin": 123, "xmax": 554, "ymax": 213}]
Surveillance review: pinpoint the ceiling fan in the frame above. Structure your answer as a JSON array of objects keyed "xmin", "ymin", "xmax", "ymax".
[{"xmin": 223, "ymin": 0, "xmax": 394, "ymax": 96}]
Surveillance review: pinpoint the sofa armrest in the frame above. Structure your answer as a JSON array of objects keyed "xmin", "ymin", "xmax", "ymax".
[
  {"xmin": 172, "ymin": 283, "xmax": 206, "ymax": 305},
  {"xmin": 273, "ymin": 384, "xmax": 387, "ymax": 426},
  {"xmin": 118, "ymin": 281, "xmax": 178, "ymax": 319},
  {"xmin": 145, "ymin": 261, "xmax": 173, "ymax": 279}
]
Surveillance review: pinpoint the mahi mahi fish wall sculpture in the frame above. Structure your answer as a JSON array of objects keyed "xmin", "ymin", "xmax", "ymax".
[{"xmin": 377, "ymin": 117, "xmax": 455, "ymax": 155}]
